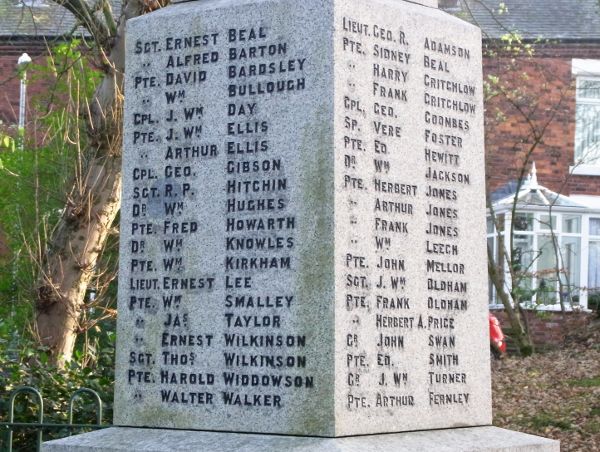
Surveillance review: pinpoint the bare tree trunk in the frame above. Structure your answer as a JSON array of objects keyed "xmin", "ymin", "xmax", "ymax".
[
  {"xmin": 35, "ymin": 0, "xmax": 144, "ymax": 365},
  {"xmin": 487, "ymin": 244, "xmax": 535, "ymax": 356},
  {"xmin": 36, "ymin": 158, "xmax": 122, "ymax": 362}
]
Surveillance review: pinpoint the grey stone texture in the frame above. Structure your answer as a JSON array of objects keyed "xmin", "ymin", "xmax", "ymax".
[
  {"xmin": 43, "ymin": 427, "xmax": 560, "ymax": 451},
  {"xmin": 118, "ymin": 0, "xmax": 490, "ymax": 437},
  {"xmin": 171, "ymin": 0, "xmax": 439, "ymax": 5}
]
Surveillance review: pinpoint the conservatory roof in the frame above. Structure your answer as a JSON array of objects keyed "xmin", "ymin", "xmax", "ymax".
[{"xmin": 493, "ymin": 163, "xmax": 588, "ymax": 211}]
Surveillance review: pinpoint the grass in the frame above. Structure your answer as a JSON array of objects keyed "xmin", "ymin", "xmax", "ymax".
[
  {"xmin": 587, "ymin": 420, "xmax": 600, "ymax": 434},
  {"xmin": 526, "ymin": 412, "xmax": 573, "ymax": 431},
  {"xmin": 568, "ymin": 376, "xmax": 600, "ymax": 388}
]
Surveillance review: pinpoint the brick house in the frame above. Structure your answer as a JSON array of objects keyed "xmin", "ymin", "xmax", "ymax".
[
  {"xmin": 442, "ymin": 0, "xmax": 600, "ymax": 344},
  {"xmin": 452, "ymin": 0, "xmax": 600, "ymax": 195}
]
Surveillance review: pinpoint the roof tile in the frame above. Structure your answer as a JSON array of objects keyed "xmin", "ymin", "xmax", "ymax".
[{"xmin": 450, "ymin": 0, "xmax": 600, "ymax": 40}]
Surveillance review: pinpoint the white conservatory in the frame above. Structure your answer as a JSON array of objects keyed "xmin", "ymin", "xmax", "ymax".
[{"xmin": 487, "ymin": 164, "xmax": 600, "ymax": 311}]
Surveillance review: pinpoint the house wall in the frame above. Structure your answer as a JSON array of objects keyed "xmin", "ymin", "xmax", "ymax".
[
  {"xmin": 483, "ymin": 43, "xmax": 600, "ymax": 197},
  {"xmin": 492, "ymin": 309, "xmax": 593, "ymax": 349}
]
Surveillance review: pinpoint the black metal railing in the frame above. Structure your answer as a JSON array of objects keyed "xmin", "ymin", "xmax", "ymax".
[{"xmin": 1, "ymin": 386, "xmax": 108, "ymax": 452}]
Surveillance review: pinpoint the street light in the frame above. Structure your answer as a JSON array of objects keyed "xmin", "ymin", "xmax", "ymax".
[{"xmin": 17, "ymin": 52, "xmax": 32, "ymax": 150}]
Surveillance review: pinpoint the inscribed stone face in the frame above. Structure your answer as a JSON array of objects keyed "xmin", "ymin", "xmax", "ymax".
[{"xmin": 116, "ymin": 0, "xmax": 491, "ymax": 436}]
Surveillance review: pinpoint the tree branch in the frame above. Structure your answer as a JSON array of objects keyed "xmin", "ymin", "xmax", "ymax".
[{"xmin": 53, "ymin": 0, "xmax": 111, "ymax": 51}]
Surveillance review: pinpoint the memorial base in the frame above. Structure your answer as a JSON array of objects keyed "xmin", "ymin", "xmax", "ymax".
[{"xmin": 43, "ymin": 426, "xmax": 558, "ymax": 451}]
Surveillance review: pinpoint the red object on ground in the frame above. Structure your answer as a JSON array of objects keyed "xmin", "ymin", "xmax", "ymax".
[{"xmin": 489, "ymin": 313, "xmax": 507, "ymax": 355}]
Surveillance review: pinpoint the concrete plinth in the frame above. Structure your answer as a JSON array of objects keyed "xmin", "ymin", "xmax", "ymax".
[{"xmin": 43, "ymin": 426, "xmax": 559, "ymax": 451}]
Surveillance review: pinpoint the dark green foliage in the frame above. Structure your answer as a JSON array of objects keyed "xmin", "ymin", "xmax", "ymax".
[
  {"xmin": 588, "ymin": 294, "xmax": 600, "ymax": 316},
  {"xmin": 0, "ymin": 330, "xmax": 115, "ymax": 451}
]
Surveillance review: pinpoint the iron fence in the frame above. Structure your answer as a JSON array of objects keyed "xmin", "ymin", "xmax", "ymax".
[{"xmin": 0, "ymin": 386, "xmax": 107, "ymax": 452}]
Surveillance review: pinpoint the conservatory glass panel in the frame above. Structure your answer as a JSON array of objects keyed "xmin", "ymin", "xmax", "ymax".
[
  {"xmin": 561, "ymin": 236, "xmax": 581, "ymax": 298},
  {"xmin": 514, "ymin": 213, "xmax": 533, "ymax": 231},
  {"xmin": 590, "ymin": 218, "xmax": 600, "ymax": 236},
  {"xmin": 537, "ymin": 235, "xmax": 559, "ymax": 304},
  {"xmin": 497, "ymin": 214, "xmax": 505, "ymax": 232},
  {"xmin": 589, "ymin": 241, "xmax": 600, "ymax": 292},
  {"xmin": 539, "ymin": 215, "xmax": 556, "ymax": 231},
  {"xmin": 513, "ymin": 235, "xmax": 534, "ymax": 270},
  {"xmin": 487, "ymin": 217, "xmax": 494, "ymax": 234},
  {"xmin": 513, "ymin": 234, "xmax": 534, "ymax": 299},
  {"xmin": 538, "ymin": 235, "xmax": 558, "ymax": 272},
  {"xmin": 562, "ymin": 215, "xmax": 581, "ymax": 234}
]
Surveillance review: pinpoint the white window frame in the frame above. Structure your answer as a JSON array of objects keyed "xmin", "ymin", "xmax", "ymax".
[
  {"xmin": 571, "ymin": 59, "xmax": 600, "ymax": 175},
  {"xmin": 487, "ymin": 211, "xmax": 587, "ymax": 311},
  {"xmin": 586, "ymin": 217, "xmax": 600, "ymax": 301}
]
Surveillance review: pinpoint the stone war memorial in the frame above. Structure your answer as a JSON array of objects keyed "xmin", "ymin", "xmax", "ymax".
[{"xmin": 45, "ymin": 0, "xmax": 559, "ymax": 450}]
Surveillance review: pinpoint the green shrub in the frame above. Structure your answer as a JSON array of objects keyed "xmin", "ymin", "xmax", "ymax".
[{"xmin": 0, "ymin": 329, "xmax": 114, "ymax": 451}]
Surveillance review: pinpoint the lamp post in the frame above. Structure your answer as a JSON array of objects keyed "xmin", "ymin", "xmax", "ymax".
[{"xmin": 17, "ymin": 52, "xmax": 32, "ymax": 150}]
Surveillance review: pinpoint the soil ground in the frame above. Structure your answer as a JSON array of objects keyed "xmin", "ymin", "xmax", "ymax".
[{"xmin": 492, "ymin": 319, "xmax": 600, "ymax": 451}]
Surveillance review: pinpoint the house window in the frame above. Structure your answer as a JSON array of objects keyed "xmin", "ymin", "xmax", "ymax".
[
  {"xmin": 575, "ymin": 77, "xmax": 600, "ymax": 165},
  {"xmin": 571, "ymin": 59, "xmax": 600, "ymax": 174}
]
